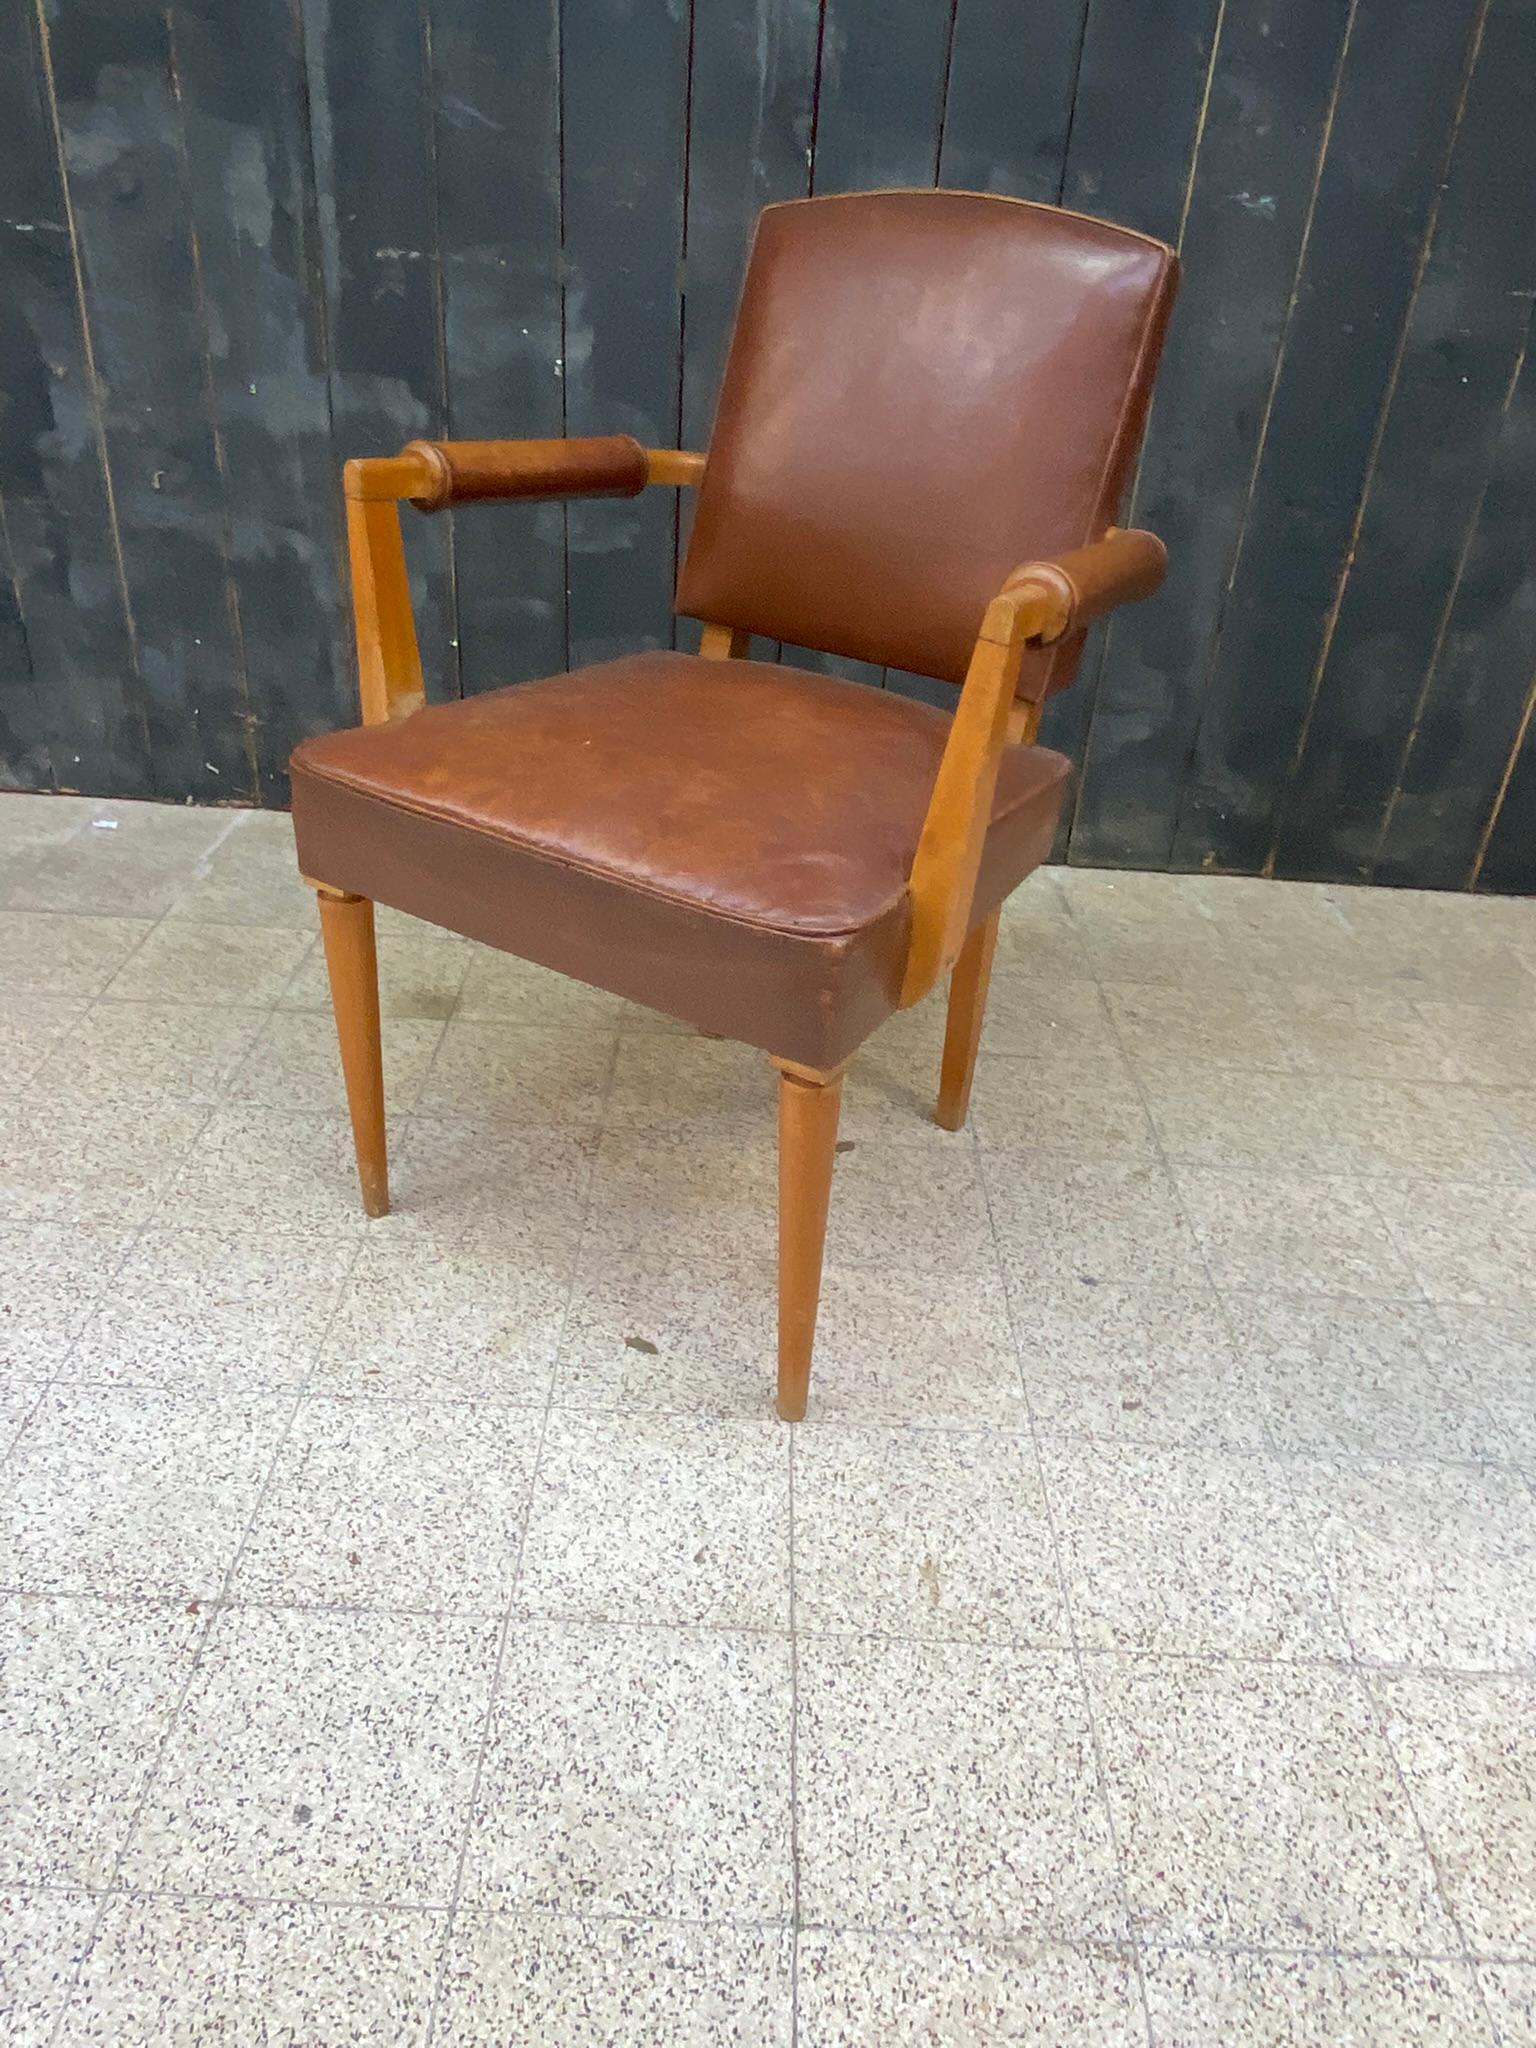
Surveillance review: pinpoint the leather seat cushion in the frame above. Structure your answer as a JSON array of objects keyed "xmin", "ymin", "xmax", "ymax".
[{"xmin": 290, "ymin": 651, "xmax": 1070, "ymax": 1066}]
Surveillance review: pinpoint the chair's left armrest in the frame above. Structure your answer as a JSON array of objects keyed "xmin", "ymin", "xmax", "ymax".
[
  {"xmin": 343, "ymin": 438, "xmax": 705, "ymax": 509},
  {"xmin": 340, "ymin": 440, "xmax": 705, "ymax": 727}
]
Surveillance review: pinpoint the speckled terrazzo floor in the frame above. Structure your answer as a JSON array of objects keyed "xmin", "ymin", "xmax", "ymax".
[{"xmin": 2, "ymin": 789, "xmax": 1535, "ymax": 2044}]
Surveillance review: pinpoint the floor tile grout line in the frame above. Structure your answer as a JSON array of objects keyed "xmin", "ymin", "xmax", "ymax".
[
  {"xmin": 15, "ymin": 1883, "xmax": 792, "ymax": 1935},
  {"xmin": 10, "ymin": 1867, "xmax": 1535, "ymax": 1972},
  {"xmin": 0, "ymin": 1381, "xmax": 51, "ymax": 1470},
  {"xmin": 20, "ymin": 1369, "xmax": 1530, "ymax": 1475},
  {"xmin": 1350, "ymin": 1174, "xmax": 1439, "ymax": 1311},
  {"xmin": 1018, "ymin": 958, "xmax": 1483, "ymax": 2029},
  {"xmin": 1027, "ymin": 1419, "xmax": 1531, "ymax": 1479},
  {"xmin": 418, "ymin": 1600, "xmax": 518, "ymax": 2039},
  {"xmin": 1116, "ymin": 992, "xmax": 1315, "ymax": 1377},
  {"xmin": 1130, "ymin": 1933, "xmax": 1517, "ymax": 1967},
  {"xmin": 42, "ymin": 992, "xmax": 289, "ymax": 1013},
  {"xmin": 1026, "ymin": 1403, "xmax": 1156, "ymax": 2043},
  {"xmin": 268, "ymin": 903, "xmax": 330, "ymax": 1015},
  {"xmin": 1084, "ymin": 961, "xmax": 1502, "ymax": 2009},
  {"xmin": 36, "ymin": 1217, "xmax": 376, "ymax": 2047},
  {"xmin": 6, "ymin": 1277, "xmax": 1531, "ymax": 1474},
  {"xmin": 1097, "ymin": 980, "xmax": 1291, "ymax": 1475},
  {"xmin": 0, "ymin": 806, "xmax": 247, "ymax": 924},
  {"xmin": 1, "ymin": 991, "xmax": 238, "ymax": 1485},
  {"xmin": 967, "ymin": 1054, "xmax": 1155, "ymax": 2044},
  {"xmin": 2, "ymin": 861, "xmax": 288, "ymax": 1401},
  {"xmin": 7, "ymin": 1586, "xmax": 1533, "ymax": 1682},
  {"xmin": 419, "ymin": 1019, "xmax": 621, "ymax": 2047},
  {"xmin": 1249, "ymin": 1368, "xmax": 1483, "ymax": 1961},
  {"xmin": 1351, "ymin": 1657, "xmax": 1486, "ymax": 1981}
]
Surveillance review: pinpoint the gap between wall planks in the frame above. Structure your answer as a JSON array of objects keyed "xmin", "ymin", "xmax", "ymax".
[{"xmin": 0, "ymin": 0, "xmax": 1532, "ymax": 893}]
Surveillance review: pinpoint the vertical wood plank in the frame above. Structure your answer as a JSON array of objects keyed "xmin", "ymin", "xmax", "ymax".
[
  {"xmin": 680, "ymin": 0, "xmax": 820, "ymax": 451},
  {"xmin": 561, "ymin": 0, "xmax": 689, "ymax": 667},
  {"xmin": 1379, "ymin": 323, "xmax": 1536, "ymax": 891},
  {"xmin": 1066, "ymin": 0, "xmax": 1353, "ymax": 870},
  {"xmin": 811, "ymin": 0, "xmax": 953, "ymax": 194},
  {"xmin": 1269, "ymin": 0, "xmax": 1535, "ymax": 882},
  {"xmin": 0, "ymin": 494, "xmax": 46, "ymax": 789},
  {"xmin": 1473, "ymin": 638, "xmax": 1536, "ymax": 893},
  {"xmin": 1037, "ymin": 0, "xmax": 1224, "ymax": 802},
  {"xmin": 429, "ymin": 0, "xmax": 566, "ymax": 693},
  {"xmin": 301, "ymin": 0, "xmax": 457, "ymax": 702},
  {"xmin": 0, "ymin": 0, "xmax": 143, "ymax": 792},
  {"xmin": 1167, "ymin": 0, "xmax": 1486, "ymax": 876},
  {"xmin": 42, "ymin": 0, "xmax": 250, "ymax": 802},
  {"xmin": 936, "ymin": 0, "xmax": 1086, "ymax": 201},
  {"xmin": 168, "ymin": 0, "xmax": 350, "ymax": 802},
  {"xmin": 1059, "ymin": 0, "xmax": 1224, "ymax": 236},
  {"xmin": 0, "ymin": 13, "xmax": 48, "ymax": 789}
]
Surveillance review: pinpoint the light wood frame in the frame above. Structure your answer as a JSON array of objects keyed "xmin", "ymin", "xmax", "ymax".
[{"xmin": 317, "ymin": 441, "xmax": 1162, "ymax": 1418}]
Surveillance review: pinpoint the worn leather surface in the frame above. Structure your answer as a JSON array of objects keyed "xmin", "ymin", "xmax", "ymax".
[
  {"xmin": 676, "ymin": 190, "xmax": 1176, "ymax": 695},
  {"xmin": 291, "ymin": 652, "xmax": 1070, "ymax": 1065},
  {"xmin": 403, "ymin": 434, "xmax": 648, "ymax": 511}
]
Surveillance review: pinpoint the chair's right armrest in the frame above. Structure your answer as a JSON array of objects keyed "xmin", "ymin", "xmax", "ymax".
[
  {"xmin": 901, "ymin": 529, "xmax": 1166, "ymax": 1005},
  {"xmin": 989, "ymin": 526, "xmax": 1167, "ymax": 647}
]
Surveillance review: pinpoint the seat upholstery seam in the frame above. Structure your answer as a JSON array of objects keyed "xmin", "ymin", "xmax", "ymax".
[{"xmin": 290, "ymin": 752, "xmax": 1068, "ymax": 943}]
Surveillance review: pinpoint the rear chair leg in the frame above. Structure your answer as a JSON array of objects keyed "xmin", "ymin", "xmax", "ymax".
[
  {"xmin": 770, "ymin": 1056, "xmax": 846, "ymax": 1422},
  {"xmin": 935, "ymin": 909, "xmax": 1000, "ymax": 1132},
  {"xmin": 309, "ymin": 882, "xmax": 390, "ymax": 1218}
]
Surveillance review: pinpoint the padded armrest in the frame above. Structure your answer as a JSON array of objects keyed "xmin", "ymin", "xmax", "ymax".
[
  {"xmin": 401, "ymin": 435, "xmax": 650, "ymax": 511},
  {"xmin": 995, "ymin": 527, "xmax": 1167, "ymax": 646}
]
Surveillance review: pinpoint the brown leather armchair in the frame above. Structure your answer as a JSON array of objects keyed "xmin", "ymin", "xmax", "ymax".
[{"xmin": 290, "ymin": 189, "xmax": 1177, "ymax": 1419}]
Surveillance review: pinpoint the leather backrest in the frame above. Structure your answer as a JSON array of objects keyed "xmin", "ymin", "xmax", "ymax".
[{"xmin": 676, "ymin": 190, "xmax": 1177, "ymax": 690}]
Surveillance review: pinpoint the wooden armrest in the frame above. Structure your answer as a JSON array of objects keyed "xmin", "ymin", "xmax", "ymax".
[
  {"xmin": 341, "ymin": 438, "xmax": 706, "ymax": 727},
  {"xmin": 987, "ymin": 527, "xmax": 1166, "ymax": 648},
  {"xmin": 344, "ymin": 441, "xmax": 704, "ymax": 508},
  {"xmin": 645, "ymin": 449, "xmax": 707, "ymax": 487},
  {"xmin": 400, "ymin": 435, "xmax": 651, "ymax": 510}
]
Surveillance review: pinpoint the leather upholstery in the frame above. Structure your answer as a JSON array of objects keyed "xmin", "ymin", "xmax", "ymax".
[
  {"xmin": 676, "ymin": 190, "xmax": 1176, "ymax": 697},
  {"xmin": 403, "ymin": 435, "xmax": 648, "ymax": 511},
  {"xmin": 291, "ymin": 653, "xmax": 1070, "ymax": 1067}
]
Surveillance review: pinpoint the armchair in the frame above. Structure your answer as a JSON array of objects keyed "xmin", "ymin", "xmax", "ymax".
[{"xmin": 291, "ymin": 188, "xmax": 1176, "ymax": 1418}]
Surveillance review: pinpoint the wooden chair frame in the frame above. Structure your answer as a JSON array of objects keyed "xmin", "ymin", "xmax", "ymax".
[{"xmin": 310, "ymin": 441, "xmax": 1163, "ymax": 1417}]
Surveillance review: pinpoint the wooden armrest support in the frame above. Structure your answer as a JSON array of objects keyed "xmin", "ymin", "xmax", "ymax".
[
  {"xmin": 902, "ymin": 527, "xmax": 1165, "ymax": 1005},
  {"xmin": 340, "ymin": 440, "xmax": 702, "ymax": 727}
]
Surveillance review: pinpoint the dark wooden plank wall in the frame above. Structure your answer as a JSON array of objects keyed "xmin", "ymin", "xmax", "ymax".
[{"xmin": 1, "ymin": 0, "xmax": 1532, "ymax": 893}]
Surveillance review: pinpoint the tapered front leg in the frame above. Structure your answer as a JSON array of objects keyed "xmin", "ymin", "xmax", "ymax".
[
  {"xmin": 770, "ymin": 1056, "xmax": 846, "ymax": 1422},
  {"xmin": 311, "ymin": 884, "xmax": 389, "ymax": 1218},
  {"xmin": 935, "ymin": 909, "xmax": 1000, "ymax": 1132}
]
